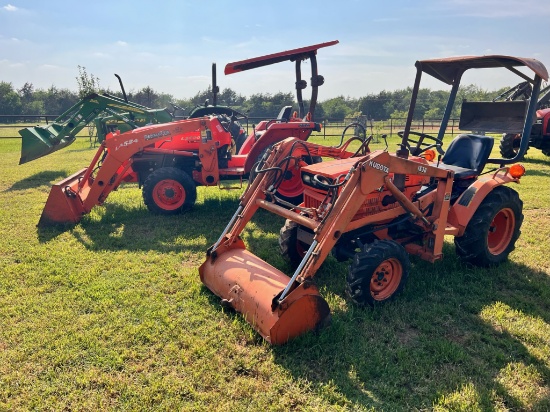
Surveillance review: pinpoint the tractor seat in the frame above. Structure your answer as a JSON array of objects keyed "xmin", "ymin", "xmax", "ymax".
[
  {"xmin": 439, "ymin": 134, "xmax": 494, "ymax": 179},
  {"xmin": 277, "ymin": 106, "xmax": 293, "ymax": 122}
]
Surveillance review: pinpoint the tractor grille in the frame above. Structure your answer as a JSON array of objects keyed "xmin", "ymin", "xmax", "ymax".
[
  {"xmin": 303, "ymin": 183, "xmax": 426, "ymax": 219},
  {"xmin": 303, "ymin": 189, "xmax": 392, "ymax": 217}
]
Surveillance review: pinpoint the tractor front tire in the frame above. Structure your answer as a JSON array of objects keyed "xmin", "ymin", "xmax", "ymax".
[
  {"xmin": 454, "ymin": 186, "xmax": 523, "ymax": 267},
  {"xmin": 499, "ymin": 133, "xmax": 526, "ymax": 159},
  {"xmin": 279, "ymin": 219, "xmax": 310, "ymax": 269},
  {"xmin": 346, "ymin": 240, "xmax": 410, "ymax": 306},
  {"xmin": 143, "ymin": 167, "xmax": 197, "ymax": 215}
]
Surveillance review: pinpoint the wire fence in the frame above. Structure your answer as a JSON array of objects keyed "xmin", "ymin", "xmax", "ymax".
[
  {"xmin": 0, "ymin": 115, "xmax": 461, "ymax": 139},
  {"xmin": 236, "ymin": 116, "xmax": 461, "ymax": 140}
]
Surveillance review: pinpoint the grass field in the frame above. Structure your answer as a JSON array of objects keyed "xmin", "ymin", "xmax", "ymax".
[{"xmin": 0, "ymin": 130, "xmax": 549, "ymax": 411}]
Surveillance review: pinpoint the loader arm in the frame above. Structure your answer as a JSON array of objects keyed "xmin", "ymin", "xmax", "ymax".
[
  {"xmin": 199, "ymin": 138, "xmax": 378, "ymax": 344},
  {"xmin": 214, "ymin": 139, "xmax": 365, "ymax": 247},
  {"xmin": 19, "ymin": 93, "xmax": 173, "ymax": 164},
  {"xmin": 38, "ymin": 118, "xmax": 214, "ymax": 226}
]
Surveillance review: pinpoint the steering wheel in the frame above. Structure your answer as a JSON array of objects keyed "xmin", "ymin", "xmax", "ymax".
[{"xmin": 398, "ymin": 130, "xmax": 445, "ymax": 156}]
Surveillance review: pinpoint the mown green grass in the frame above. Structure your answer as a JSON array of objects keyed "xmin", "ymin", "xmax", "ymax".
[
  {"xmin": 0, "ymin": 131, "xmax": 549, "ymax": 411},
  {"xmin": 0, "ymin": 124, "xmax": 95, "ymax": 139}
]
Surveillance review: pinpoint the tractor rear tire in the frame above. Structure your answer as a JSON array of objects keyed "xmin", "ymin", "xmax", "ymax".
[
  {"xmin": 499, "ymin": 133, "xmax": 526, "ymax": 158},
  {"xmin": 346, "ymin": 240, "xmax": 410, "ymax": 306},
  {"xmin": 275, "ymin": 155, "xmax": 322, "ymax": 205},
  {"xmin": 279, "ymin": 219, "xmax": 310, "ymax": 269},
  {"xmin": 143, "ymin": 167, "xmax": 197, "ymax": 215},
  {"xmin": 235, "ymin": 131, "xmax": 248, "ymax": 154},
  {"xmin": 454, "ymin": 186, "xmax": 523, "ymax": 267}
]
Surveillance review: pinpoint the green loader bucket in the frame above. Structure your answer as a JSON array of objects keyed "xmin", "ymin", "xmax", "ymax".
[{"xmin": 19, "ymin": 126, "xmax": 76, "ymax": 165}]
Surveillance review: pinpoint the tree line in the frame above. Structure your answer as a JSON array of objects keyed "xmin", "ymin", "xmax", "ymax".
[{"xmin": 0, "ymin": 67, "xmax": 510, "ymax": 122}]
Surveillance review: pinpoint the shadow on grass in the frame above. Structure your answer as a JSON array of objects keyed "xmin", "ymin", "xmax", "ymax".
[
  {"xmin": 521, "ymin": 155, "xmax": 550, "ymax": 167},
  {"xmin": 524, "ymin": 169, "xmax": 550, "ymax": 177},
  {"xmin": 264, "ymin": 254, "xmax": 550, "ymax": 410},
  {"xmin": 32, "ymin": 175, "xmax": 550, "ymax": 408},
  {"xmin": 5, "ymin": 170, "xmax": 70, "ymax": 192},
  {"xmin": 36, "ymin": 196, "xmax": 242, "ymax": 253}
]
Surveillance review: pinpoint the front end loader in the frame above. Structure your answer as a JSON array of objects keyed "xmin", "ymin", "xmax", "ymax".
[
  {"xmin": 36, "ymin": 41, "xmax": 340, "ymax": 226},
  {"xmin": 37, "ymin": 116, "xmax": 233, "ymax": 226},
  {"xmin": 19, "ymin": 92, "xmax": 175, "ymax": 165},
  {"xmin": 199, "ymin": 55, "xmax": 548, "ymax": 345}
]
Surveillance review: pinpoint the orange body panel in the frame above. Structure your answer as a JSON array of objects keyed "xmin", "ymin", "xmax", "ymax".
[
  {"xmin": 241, "ymin": 121, "xmax": 320, "ymax": 173},
  {"xmin": 448, "ymin": 168, "xmax": 520, "ymax": 235}
]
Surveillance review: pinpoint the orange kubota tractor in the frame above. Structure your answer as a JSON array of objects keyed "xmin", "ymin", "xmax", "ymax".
[
  {"xmin": 37, "ymin": 41, "xmax": 339, "ymax": 226},
  {"xmin": 199, "ymin": 55, "xmax": 548, "ymax": 345}
]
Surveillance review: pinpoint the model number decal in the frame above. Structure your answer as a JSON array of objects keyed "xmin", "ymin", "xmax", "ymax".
[
  {"xmin": 115, "ymin": 139, "xmax": 139, "ymax": 151},
  {"xmin": 368, "ymin": 160, "xmax": 389, "ymax": 173}
]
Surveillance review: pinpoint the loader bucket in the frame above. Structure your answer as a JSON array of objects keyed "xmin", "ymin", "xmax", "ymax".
[
  {"xmin": 459, "ymin": 100, "xmax": 528, "ymax": 134},
  {"xmin": 37, "ymin": 168, "xmax": 88, "ymax": 227},
  {"xmin": 200, "ymin": 247, "xmax": 330, "ymax": 345},
  {"xmin": 19, "ymin": 126, "xmax": 76, "ymax": 165}
]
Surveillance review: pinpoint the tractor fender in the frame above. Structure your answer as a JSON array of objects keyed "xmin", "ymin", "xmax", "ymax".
[
  {"xmin": 242, "ymin": 122, "xmax": 319, "ymax": 173},
  {"xmin": 536, "ymin": 107, "xmax": 550, "ymax": 119},
  {"xmin": 244, "ymin": 135, "xmax": 281, "ymax": 173},
  {"xmin": 537, "ymin": 107, "xmax": 550, "ymax": 135},
  {"xmin": 243, "ymin": 134, "xmax": 286, "ymax": 174},
  {"xmin": 448, "ymin": 172, "xmax": 519, "ymax": 236}
]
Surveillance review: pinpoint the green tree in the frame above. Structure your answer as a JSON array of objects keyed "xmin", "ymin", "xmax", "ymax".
[
  {"xmin": 357, "ymin": 91, "xmax": 392, "ymax": 120},
  {"xmin": 218, "ymin": 88, "xmax": 246, "ymax": 107},
  {"xmin": 390, "ymin": 110, "xmax": 409, "ymax": 119},
  {"xmin": 0, "ymin": 82, "xmax": 22, "ymax": 117},
  {"xmin": 322, "ymin": 96, "xmax": 352, "ymax": 120},
  {"xmin": 130, "ymin": 86, "xmax": 174, "ymax": 109},
  {"xmin": 423, "ymin": 90, "xmax": 448, "ymax": 119},
  {"xmin": 33, "ymin": 85, "xmax": 78, "ymax": 115},
  {"xmin": 242, "ymin": 92, "xmax": 295, "ymax": 118},
  {"xmin": 75, "ymin": 65, "xmax": 101, "ymax": 98}
]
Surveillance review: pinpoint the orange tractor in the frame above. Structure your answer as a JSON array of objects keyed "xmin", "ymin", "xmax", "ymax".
[
  {"xmin": 36, "ymin": 41, "xmax": 339, "ymax": 226},
  {"xmin": 199, "ymin": 55, "xmax": 548, "ymax": 345}
]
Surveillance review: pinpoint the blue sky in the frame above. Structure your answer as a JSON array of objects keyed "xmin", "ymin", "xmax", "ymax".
[{"xmin": 1, "ymin": 0, "xmax": 548, "ymax": 100}]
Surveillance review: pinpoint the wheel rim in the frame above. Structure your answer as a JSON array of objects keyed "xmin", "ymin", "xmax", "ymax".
[
  {"xmin": 277, "ymin": 160, "xmax": 306, "ymax": 198},
  {"xmin": 370, "ymin": 258, "xmax": 403, "ymax": 301},
  {"xmin": 487, "ymin": 208, "xmax": 515, "ymax": 255},
  {"xmin": 153, "ymin": 179, "xmax": 186, "ymax": 210}
]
